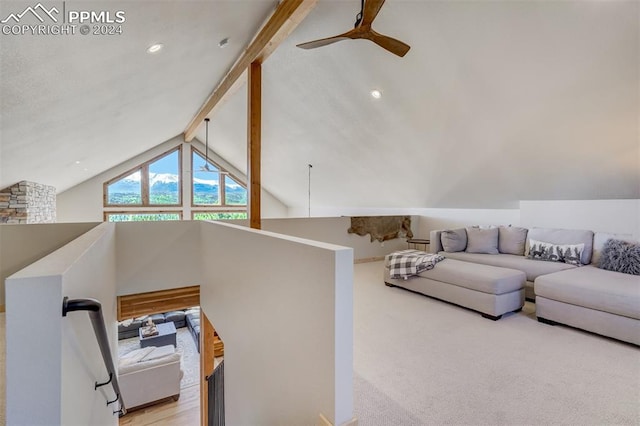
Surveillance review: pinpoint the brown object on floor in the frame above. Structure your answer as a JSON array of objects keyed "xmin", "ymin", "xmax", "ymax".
[{"xmin": 348, "ymin": 216, "xmax": 413, "ymax": 242}]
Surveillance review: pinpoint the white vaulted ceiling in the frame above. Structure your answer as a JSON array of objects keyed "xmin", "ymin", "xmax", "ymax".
[
  {"xmin": 0, "ymin": 0, "xmax": 276, "ymax": 191},
  {"xmin": 1, "ymin": 0, "xmax": 638, "ymax": 211}
]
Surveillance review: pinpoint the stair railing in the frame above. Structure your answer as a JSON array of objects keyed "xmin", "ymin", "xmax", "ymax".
[{"xmin": 62, "ymin": 297, "xmax": 126, "ymax": 416}]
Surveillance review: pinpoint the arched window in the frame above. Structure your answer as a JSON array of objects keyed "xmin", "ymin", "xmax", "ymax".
[
  {"xmin": 103, "ymin": 145, "xmax": 248, "ymax": 222},
  {"xmin": 191, "ymin": 148, "xmax": 247, "ymax": 207},
  {"xmin": 104, "ymin": 147, "xmax": 181, "ymax": 207}
]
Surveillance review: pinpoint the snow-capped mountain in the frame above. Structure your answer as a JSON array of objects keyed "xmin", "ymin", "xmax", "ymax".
[{"xmin": 108, "ymin": 172, "xmax": 243, "ymax": 194}]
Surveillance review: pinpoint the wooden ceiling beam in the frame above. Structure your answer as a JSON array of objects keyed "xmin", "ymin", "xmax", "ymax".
[
  {"xmin": 183, "ymin": 0, "xmax": 318, "ymax": 142},
  {"xmin": 247, "ymin": 61, "xmax": 262, "ymax": 230}
]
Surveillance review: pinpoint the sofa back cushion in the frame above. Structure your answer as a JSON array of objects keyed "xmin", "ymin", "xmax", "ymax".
[
  {"xmin": 440, "ymin": 228, "xmax": 467, "ymax": 252},
  {"xmin": 498, "ymin": 226, "xmax": 528, "ymax": 255},
  {"xmin": 526, "ymin": 228, "xmax": 594, "ymax": 264},
  {"xmin": 465, "ymin": 227, "xmax": 499, "ymax": 254}
]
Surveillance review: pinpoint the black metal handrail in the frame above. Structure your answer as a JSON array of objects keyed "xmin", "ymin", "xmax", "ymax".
[{"xmin": 62, "ymin": 297, "xmax": 126, "ymax": 416}]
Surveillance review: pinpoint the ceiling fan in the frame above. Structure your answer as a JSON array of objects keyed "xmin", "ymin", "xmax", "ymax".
[
  {"xmin": 297, "ymin": 0, "xmax": 410, "ymax": 58},
  {"xmin": 200, "ymin": 118, "xmax": 228, "ymax": 174}
]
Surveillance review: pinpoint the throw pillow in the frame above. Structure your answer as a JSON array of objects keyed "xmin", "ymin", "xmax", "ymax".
[
  {"xmin": 440, "ymin": 228, "xmax": 467, "ymax": 252},
  {"xmin": 592, "ymin": 232, "xmax": 635, "ymax": 267},
  {"xmin": 599, "ymin": 239, "xmax": 640, "ymax": 275},
  {"xmin": 527, "ymin": 239, "xmax": 584, "ymax": 266},
  {"xmin": 465, "ymin": 227, "xmax": 499, "ymax": 254},
  {"xmin": 498, "ymin": 226, "xmax": 528, "ymax": 255}
]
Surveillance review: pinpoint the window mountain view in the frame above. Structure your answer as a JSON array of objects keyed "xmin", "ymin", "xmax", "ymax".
[
  {"xmin": 104, "ymin": 148, "xmax": 248, "ymax": 222},
  {"xmin": 107, "ymin": 172, "xmax": 247, "ymax": 205}
]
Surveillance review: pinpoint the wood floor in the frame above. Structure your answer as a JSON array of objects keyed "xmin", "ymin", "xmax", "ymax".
[{"xmin": 119, "ymin": 383, "xmax": 200, "ymax": 426}]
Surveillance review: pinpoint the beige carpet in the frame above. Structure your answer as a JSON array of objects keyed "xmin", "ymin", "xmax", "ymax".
[
  {"xmin": 353, "ymin": 261, "xmax": 640, "ymax": 425},
  {"xmin": 2, "ymin": 263, "xmax": 639, "ymax": 424}
]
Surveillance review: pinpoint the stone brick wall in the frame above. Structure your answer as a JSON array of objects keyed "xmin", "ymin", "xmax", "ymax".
[{"xmin": 0, "ymin": 181, "xmax": 56, "ymax": 224}]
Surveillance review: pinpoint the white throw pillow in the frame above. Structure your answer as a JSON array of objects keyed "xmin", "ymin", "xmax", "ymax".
[{"xmin": 527, "ymin": 239, "xmax": 584, "ymax": 266}]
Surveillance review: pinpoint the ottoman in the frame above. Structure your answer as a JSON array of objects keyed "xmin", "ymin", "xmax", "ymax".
[
  {"xmin": 384, "ymin": 258, "xmax": 526, "ymax": 320},
  {"xmin": 140, "ymin": 322, "xmax": 177, "ymax": 348}
]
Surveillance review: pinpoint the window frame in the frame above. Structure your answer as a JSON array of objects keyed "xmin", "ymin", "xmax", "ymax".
[
  {"xmin": 104, "ymin": 210, "xmax": 184, "ymax": 222},
  {"xmin": 103, "ymin": 146, "xmax": 182, "ymax": 208},
  {"xmin": 190, "ymin": 146, "xmax": 247, "ymax": 208},
  {"xmin": 191, "ymin": 210, "xmax": 248, "ymax": 221}
]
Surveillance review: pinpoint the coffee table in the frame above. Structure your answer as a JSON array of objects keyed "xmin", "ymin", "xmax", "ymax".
[{"xmin": 139, "ymin": 322, "xmax": 177, "ymax": 348}]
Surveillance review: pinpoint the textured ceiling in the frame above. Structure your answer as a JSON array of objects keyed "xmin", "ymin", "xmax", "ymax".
[
  {"xmin": 0, "ymin": 0, "xmax": 276, "ymax": 191},
  {"xmin": 2, "ymin": 0, "xmax": 639, "ymax": 211}
]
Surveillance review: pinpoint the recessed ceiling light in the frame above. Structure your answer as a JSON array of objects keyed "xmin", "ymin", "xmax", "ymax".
[
  {"xmin": 371, "ymin": 89, "xmax": 382, "ymax": 99},
  {"xmin": 218, "ymin": 37, "xmax": 229, "ymax": 48},
  {"xmin": 75, "ymin": 160, "xmax": 81, "ymax": 164},
  {"xmin": 147, "ymin": 43, "xmax": 163, "ymax": 54}
]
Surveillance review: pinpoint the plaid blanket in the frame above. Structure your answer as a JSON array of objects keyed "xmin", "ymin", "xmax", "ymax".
[{"xmin": 387, "ymin": 249, "xmax": 445, "ymax": 280}]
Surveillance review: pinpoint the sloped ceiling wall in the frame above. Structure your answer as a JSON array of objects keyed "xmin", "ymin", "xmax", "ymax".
[
  {"xmin": 198, "ymin": 0, "xmax": 639, "ymax": 210},
  {"xmin": 2, "ymin": 1, "xmax": 638, "ymax": 211},
  {"xmin": 0, "ymin": 0, "xmax": 276, "ymax": 191}
]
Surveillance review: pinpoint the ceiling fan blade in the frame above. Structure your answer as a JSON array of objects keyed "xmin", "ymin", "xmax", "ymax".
[
  {"xmin": 297, "ymin": 34, "xmax": 351, "ymax": 50},
  {"xmin": 361, "ymin": 0, "xmax": 386, "ymax": 27},
  {"xmin": 364, "ymin": 29, "xmax": 410, "ymax": 57}
]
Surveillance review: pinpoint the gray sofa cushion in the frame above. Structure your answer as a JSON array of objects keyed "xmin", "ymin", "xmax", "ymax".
[
  {"xmin": 164, "ymin": 311, "xmax": 186, "ymax": 323},
  {"xmin": 149, "ymin": 313, "xmax": 166, "ymax": 324},
  {"xmin": 535, "ymin": 266, "xmax": 640, "ymax": 320},
  {"xmin": 465, "ymin": 227, "xmax": 499, "ymax": 254},
  {"xmin": 118, "ymin": 320, "xmax": 143, "ymax": 333},
  {"xmin": 441, "ymin": 228, "xmax": 467, "ymax": 252},
  {"xmin": 526, "ymin": 228, "xmax": 594, "ymax": 264},
  {"xmin": 498, "ymin": 226, "xmax": 528, "ymax": 255},
  {"xmin": 416, "ymin": 258, "xmax": 525, "ymax": 295},
  {"xmin": 440, "ymin": 251, "xmax": 576, "ymax": 282}
]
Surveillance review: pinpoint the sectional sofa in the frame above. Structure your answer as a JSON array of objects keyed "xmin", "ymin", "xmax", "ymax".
[
  {"xmin": 384, "ymin": 226, "xmax": 639, "ymax": 345},
  {"xmin": 118, "ymin": 310, "xmax": 187, "ymax": 340}
]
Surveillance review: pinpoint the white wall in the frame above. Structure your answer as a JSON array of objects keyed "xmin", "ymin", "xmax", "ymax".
[
  {"xmin": 56, "ymin": 136, "xmax": 288, "ymax": 222},
  {"xmin": 0, "ymin": 222, "xmax": 99, "ymax": 309},
  {"xmin": 6, "ymin": 223, "xmax": 118, "ymax": 426},
  {"xmin": 416, "ymin": 208, "xmax": 521, "ymax": 236},
  {"xmin": 414, "ymin": 201, "xmax": 640, "ymax": 241},
  {"xmin": 520, "ymin": 199, "xmax": 640, "ymax": 239},
  {"xmin": 258, "ymin": 216, "xmax": 420, "ymax": 261},
  {"xmin": 115, "ymin": 221, "xmax": 203, "ymax": 295},
  {"xmin": 287, "ymin": 206, "xmax": 423, "ymax": 218},
  {"xmin": 6, "ymin": 220, "xmax": 354, "ymax": 425},
  {"xmin": 200, "ymin": 221, "xmax": 353, "ymax": 425}
]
